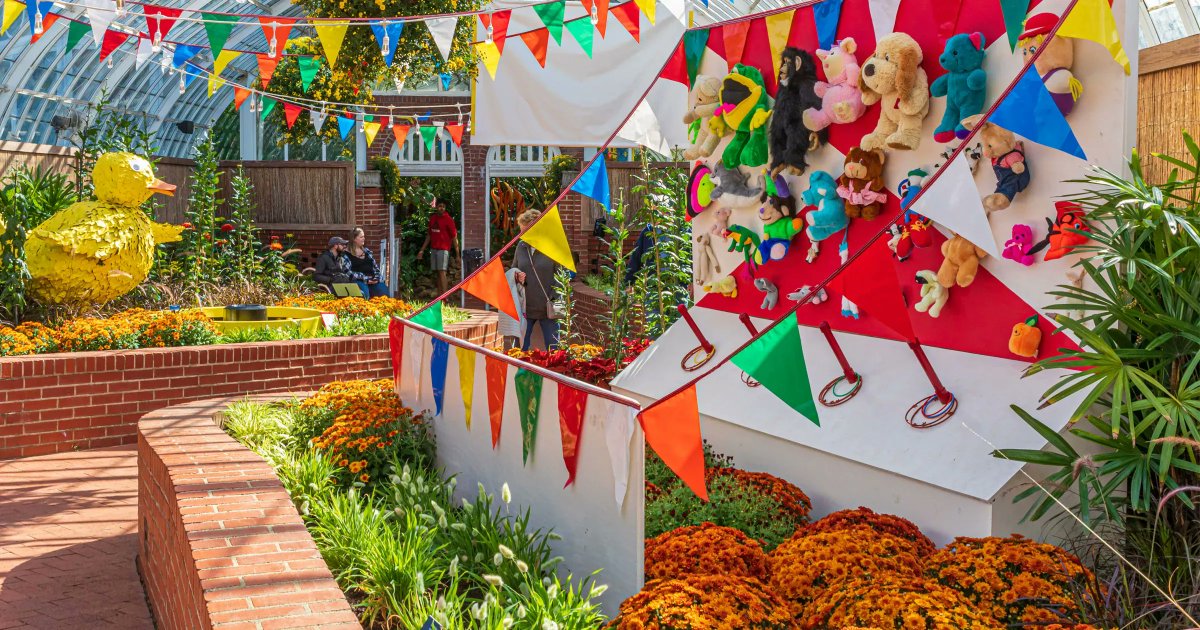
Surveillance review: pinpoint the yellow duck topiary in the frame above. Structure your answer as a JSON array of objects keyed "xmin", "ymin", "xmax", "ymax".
[{"xmin": 24, "ymin": 153, "xmax": 183, "ymax": 305}]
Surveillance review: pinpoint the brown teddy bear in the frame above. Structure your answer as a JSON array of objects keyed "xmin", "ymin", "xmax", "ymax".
[
  {"xmin": 836, "ymin": 147, "xmax": 887, "ymax": 220},
  {"xmin": 682, "ymin": 75, "xmax": 724, "ymax": 160},
  {"xmin": 937, "ymin": 234, "xmax": 988, "ymax": 288},
  {"xmin": 961, "ymin": 114, "xmax": 1030, "ymax": 212},
  {"xmin": 859, "ymin": 32, "xmax": 930, "ymax": 151}
]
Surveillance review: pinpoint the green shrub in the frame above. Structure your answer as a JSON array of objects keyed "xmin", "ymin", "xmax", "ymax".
[{"xmin": 221, "ymin": 400, "xmax": 293, "ymax": 454}]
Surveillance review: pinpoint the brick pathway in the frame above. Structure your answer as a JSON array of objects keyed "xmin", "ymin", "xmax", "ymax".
[{"xmin": 0, "ymin": 445, "xmax": 153, "ymax": 629}]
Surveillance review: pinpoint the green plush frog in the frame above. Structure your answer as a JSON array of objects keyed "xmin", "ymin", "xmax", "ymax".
[{"xmin": 708, "ymin": 64, "xmax": 772, "ymax": 170}]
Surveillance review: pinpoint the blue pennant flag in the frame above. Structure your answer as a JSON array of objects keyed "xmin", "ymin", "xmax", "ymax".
[
  {"xmin": 430, "ymin": 339, "xmax": 449, "ymax": 416},
  {"xmin": 416, "ymin": 110, "xmax": 432, "ymax": 123},
  {"xmin": 420, "ymin": 617, "xmax": 443, "ymax": 630},
  {"xmin": 439, "ymin": 72, "xmax": 452, "ymax": 90},
  {"xmin": 337, "ymin": 115, "xmax": 355, "ymax": 140},
  {"xmin": 571, "ymin": 158, "xmax": 611, "ymax": 210},
  {"xmin": 988, "ymin": 67, "xmax": 1087, "ymax": 161},
  {"xmin": 173, "ymin": 45, "xmax": 202, "ymax": 70},
  {"xmin": 26, "ymin": 1, "xmax": 52, "ymax": 37},
  {"xmin": 369, "ymin": 20, "xmax": 404, "ymax": 66},
  {"xmin": 813, "ymin": 0, "xmax": 844, "ymax": 50},
  {"xmin": 182, "ymin": 63, "xmax": 201, "ymax": 89}
]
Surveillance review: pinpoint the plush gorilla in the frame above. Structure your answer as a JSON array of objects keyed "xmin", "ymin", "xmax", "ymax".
[{"xmin": 770, "ymin": 47, "xmax": 826, "ymax": 177}]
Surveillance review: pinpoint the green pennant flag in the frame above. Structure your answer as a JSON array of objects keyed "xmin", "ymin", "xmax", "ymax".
[
  {"xmin": 1000, "ymin": 0, "xmax": 1031, "ymax": 51},
  {"xmin": 730, "ymin": 311, "xmax": 819, "ymax": 425},
  {"xmin": 410, "ymin": 300, "xmax": 444, "ymax": 333},
  {"xmin": 203, "ymin": 13, "xmax": 239, "ymax": 58},
  {"xmin": 684, "ymin": 29, "xmax": 709, "ymax": 87},
  {"xmin": 514, "ymin": 368, "xmax": 543, "ymax": 464},
  {"xmin": 566, "ymin": 18, "xmax": 593, "ymax": 58},
  {"xmin": 298, "ymin": 55, "xmax": 321, "ymax": 92},
  {"xmin": 532, "ymin": 0, "xmax": 566, "ymax": 45},
  {"xmin": 419, "ymin": 125, "xmax": 439, "ymax": 152},
  {"xmin": 65, "ymin": 19, "xmax": 89, "ymax": 54},
  {"xmin": 259, "ymin": 96, "xmax": 276, "ymax": 120}
]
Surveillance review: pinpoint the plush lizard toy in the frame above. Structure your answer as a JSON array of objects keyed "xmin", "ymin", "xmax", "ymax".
[
  {"xmin": 726, "ymin": 224, "xmax": 764, "ymax": 267},
  {"xmin": 711, "ymin": 64, "xmax": 772, "ymax": 170}
]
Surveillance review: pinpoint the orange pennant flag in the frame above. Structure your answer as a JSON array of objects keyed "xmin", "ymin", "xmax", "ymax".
[
  {"xmin": 611, "ymin": 1, "xmax": 640, "ymax": 42},
  {"xmin": 392, "ymin": 123, "xmax": 411, "ymax": 145},
  {"xmin": 445, "ymin": 123, "xmax": 465, "ymax": 146},
  {"xmin": 463, "ymin": 258, "xmax": 520, "ymax": 321},
  {"xmin": 233, "ymin": 86, "xmax": 252, "ymax": 110},
  {"xmin": 485, "ymin": 356, "xmax": 509, "ymax": 449},
  {"xmin": 31, "ymin": 13, "xmax": 58, "ymax": 43},
  {"xmin": 583, "ymin": 0, "xmax": 610, "ymax": 38},
  {"xmin": 520, "ymin": 28, "xmax": 549, "ymax": 67},
  {"xmin": 256, "ymin": 53, "xmax": 279, "ymax": 88},
  {"xmin": 723, "ymin": 20, "xmax": 751, "ymax": 70},
  {"xmin": 638, "ymin": 386, "xmax": 707, "ymax": 500},
  {"xmin": 283, "ymin": 102, "xmax": 302, "ymax": 129},
  {"xmin": 478, "ymin": 9, "xmax": 511, "ymax": 54}
]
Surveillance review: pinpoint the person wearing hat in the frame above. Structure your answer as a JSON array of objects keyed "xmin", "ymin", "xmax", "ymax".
[
  {"xmin": 1018, "ymin": 12, "xmax": 1082, "ymax": 116},
  {"xmin": 313, "ymin": 236, "xmax": 352, "ymax": 293}
]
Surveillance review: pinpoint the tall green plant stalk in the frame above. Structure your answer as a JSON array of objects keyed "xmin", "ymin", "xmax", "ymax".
[
  {"xmin": 630, "ymin": 151, "xmax": 692, "ymax": 338},
  {"xmin": 598, "ymin": 200, "xmax": 635, "ymax": 361},
  {"xmin": 554, "ymin": 267, "xmax": 578, "ymax": 347},
  {"xmin": 227, "ymin": 166, "xmax": 262, "ymax": 282},
  {"xmin": 181, "ymin": 136, "xmax": 222, "ymax": 292}
]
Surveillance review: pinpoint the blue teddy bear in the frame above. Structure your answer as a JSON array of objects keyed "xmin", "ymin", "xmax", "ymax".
[
  {"xmin": 801, "ymin": 170, "xmax": 847, "ymax": 263},
  {"xmin": 930, "ymin": 32, "xmax": 987, "ymax": 143}
]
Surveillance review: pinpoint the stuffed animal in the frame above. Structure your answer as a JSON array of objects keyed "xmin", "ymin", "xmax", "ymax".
[
  {"xmin": 694, "ymin": 233, "xmax": 721, "ymax": 285},
  {"xmin": 683, "ymin": 76, "xmax": 725, "ymax": 160},
  {"xmin": 801, "ymin": 170, "xmax": 847, "ymax": 262},
  {"xmin": 754, "ymin": 277, "xmax": 779, "ymax": 310},
  {"xmin": 1019, "ymin": 13, "xmax": 1082, "ymax": 117},
  {"xmin": 962, "ymin": 114, "xmax": 1030, "ymax": 211},
  {"xmin": 1002, "ymin": 224, "xmax": 1039, "ymax": 266},
  {"xmin": 709, "ymin": 207, "xmax": 733, "ymax": 241},
  {"xmin": 709, "ymin": 162, "xmax": 764, "ymax": 208},
  {"xmin": 727, "ymin": 224, "xmax": 764, "ymax": 267},
  {"xmin": 770, "ymin": 48, "xmax": 824, "ymax": 177},
  {"xmin": 1039, "ymin": 201, "xmax": 1091, "ymax": 261},
  {"xmin": 787, "ymin": 285, "xmax": 828, "ymax": 304},
  {"xmin": 942, "ymin": 140, "xmax": 985, "ymax": 173},
  {"xmin": 859, "ymin": 32, "xmax": 930, "ymax": 151},
  {"xmin": 837, "ymin": 147, "xmax": 887, "ymax": 219},
  {"xmin": 914, "ymin": 269, "xmax": 949, "ymax": 318},
  {"xmin": 711, "ymin": 64, "xmax": 772, "ymax": 170},
  {"xmin": 929, "ymin": 33, "xmax": 988, "ymax": 143},
  {"xmin": 937, "ymin": 234, "xmax": 988, "ymax": 288},
  {"xmin": 757, "ymin": 192, "xmax": 803, "ymax": 263},
  {"xmin": 702, "ymin": 275, "xmax": 738, "ymax": 298},
  {"xmin": 804, "ymin": 37, "xmax": 867, "ymax": 132},
  {"xmin": 889, "ymin": 168, "xmax": 935, "ymax": 261},
  {"xmin": 687, "ymin": 162, "xmax": 716, "ymax": 219},
  {"xmin": 1009, "ymin": 315, "xmax": 1042, "ymax": 358}
]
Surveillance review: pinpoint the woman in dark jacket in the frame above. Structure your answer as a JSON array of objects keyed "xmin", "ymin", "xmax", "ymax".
[
  {"xmin": 344, "ymin": 227, "xmax": 391, "ymax": 298},
  {"xmin": 514, "ymin": 210, "xmax": 560, "ymax": 350}
]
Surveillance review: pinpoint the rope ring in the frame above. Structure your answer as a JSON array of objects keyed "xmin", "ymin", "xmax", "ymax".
[
  {"xmin": 740, "ymin": 371, "xmax": 761, "ymax": 388},
  {"xmin": 819, "ymin": 373, "xmax": 862, "ymax": 407},
  {"xmin": 681, "ymin": 345, "xmax": 715, "ymax": 372},
  {"xmin": 905, "ymin": 393, "xmax": 958, "ymax": 429}
]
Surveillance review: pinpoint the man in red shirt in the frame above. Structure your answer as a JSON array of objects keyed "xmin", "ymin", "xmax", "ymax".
[{"xmin": 417, "ymin": 202, "xmax": 460, "ymax": 295}]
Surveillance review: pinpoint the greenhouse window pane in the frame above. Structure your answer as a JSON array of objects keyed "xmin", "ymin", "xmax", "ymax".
[{"xmin": 1149, "ymin": 3, "xmax": 1188, "ymax": 42}]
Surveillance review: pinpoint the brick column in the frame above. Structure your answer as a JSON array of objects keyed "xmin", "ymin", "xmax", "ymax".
[{"xmin": 353, "ymin": 186, "xmax": 390, "ymax": 259}]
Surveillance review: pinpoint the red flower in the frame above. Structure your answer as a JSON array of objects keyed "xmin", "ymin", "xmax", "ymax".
[
  {"xmin": 181, "ymin": 222, "xmax": 193, "ymax": 229},
  {"xmin": 270, "ymin": 235, "xmax": 280, "ymax": 240},
  {"xmin": 220, "ymin": 223, "xmax": 234, "ymax": 232}
]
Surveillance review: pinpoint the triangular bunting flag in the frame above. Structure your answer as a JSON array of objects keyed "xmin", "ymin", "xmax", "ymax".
[
  {"xmin": 911, "ymin": 153, "xmax": 998, "ymax": 256},
  {"xmin": 65, "ymin": 19, "xmax": 90, "ymax": 53},
  {"xmin": 1, "ymin": 0, "xmax": 22, "ymax": 36},
  {"xmin": 213, "ymin": 49, "xmax": 240, "ymax": 77},
  {"xmin": 590, "ymin": 398, "xmax": 635, "ymax": 507},
  {"xmin": 430, "ymin": 339, "xmax": 449, "ymax": 416},
  {"xmin": 532, "ymin": 1, "xmax": 565, "ymax": 45},
  {"xmin": 24, "ymin": 1, "xmax": 51, "ymax": 38},
  {"xmin": 660, "ymin": 41, "xmax": 688, "ymax": 85},
  {"xmin": 82, "ymin": 0, "xmax": 113, "ymax": 45},
  {"xmin": 989, "ymin": 67, "xmax": 1087, "ymax": 160},
  {"xmin": 207, "ymin": 73, "xmax": 224, "ymax": 98},
  {"xmin": 172, "ymin": 44, "xmax": 200, "ymax": 69},
  {"xmin": 134, "ymin": 35, "xmax": 153, "ymax": 68},
  {"xmin": 202, "ymin": 12, "xmax": 239, "ymax": 58},
  {"xmin": 520, "ymin": 28, "xmax": 549, "ymax": 67},
  {"xmin": 830, "ymin": 238, "xmax": 916, "ymax": 340},
  {"xmin": 1057, "ymin": 0, "xmax": 1129, "ymax": 74},
  {"xmin": 518, "ymin": 205, "xmax": 576, "ymax": 271},
  {"xmin": 445, "ymin": 123, "xmax": 465, "ymax": 146},
  {"xmin": 259, "ymin": 96, "xmax": 276, "ymax": 120},
  {"xmin": 870, "ymin": 0, "xmax": 901, "ymax": 45},
  {"xmin": 392, "ymin": 122, "xmax": 412, "ymax": 145},
  {"xmin": 683, "ymin": 29, "xmax": 709, "ymax": 86},
  {"xmin": 298, "ymin": 55, "xmax": 321, "ymax": 92},
  {"xmin": 484, "ymin": 357, "xmax": 508, "ymax": 448},
  {"xmin": 337, "ymin": 114, "xmax": 354, "ymax": 139},
  {"xmin": 557, "ymin": 384, "xmax": 589, "ymax": 487},
  {"xmin": 731, "ymin": 312, "xmax": 819, "ymax": 425},
  {"xmin": 370, "ymin": 20, "xmax": 404, "ymax": 65},
  {"xmin": 402, "ymin": 328, "xmax": 428, "ymax": 407},
  {"xmin": 456, "ymin": 347, "xmax": 476, "ymax": 429},
  {"xmin": 766, "ymin": 10, "xmax": 795, "ymax": 83},
  {"xmin": 462, "ymin": 258, "xmax": 520, "ymax": 320},
  {"xmin": 143, "ymin": 5, "xmax": 182, "ymax": 44},
  {"xmin": 638, "ymin": 386, "xmax": 707, "ymax": 500},
  {"xmin": 182, "ymin": 62, "xmax": 201, "ymax": 89},
  {"xmin": 582, "ymin": 0, "xmax": 610, "ymax": 38},
  {"xmin": 479, "ymin": 10, "xmax": 511, "ymax": 54},
  {"xmin": 314, "ymin": 22, "xmax": 348, "ymax": 68},
  {"xmin": 514, "ymin": 369, "xmax": 543, "ymax": 464},
  {"xmin": 256, "ymin": 53, "xmax": 279, "ymax": 88},
  {"xmin": 611, "ymin": 1, "xmax": 640, "ymax": 42},
  {"xmin": 234, "ymin": 87, "xmax": 252, "ymax": 110},
  {"xmin": 418, "ymin": 124, "xmax": 439, "ymax": 152},
  {"xmin": 310, "ymin": 109, "xmax": 328, "ymax": 132},
  {"xmin": 475, "ymin": 40, "xmax": 501, "ymax": 79},
  {"xmin": 571, "ymin": 158, "xmax": 610, "ymax": 209},
  {"xmin": 376, "ymin": 115, "xmax": 390, "ymax": 130},
  {"xmin": 813, "ymin": 0, "xmax": 844, "ymax": 50},
  {"xmin": 722, "ymin": 20, "xmax": 750, "ymax": 69},
  {"xmin": 99, "ymin": 29, "xmax": 130, "ymax": 62},
  {"xmin": 566, "ymin": 18, "xmax": 594, "ymax": 57},
  {"xmin": 1000, "ymin": 0, "xmax": 1030, "ymax": 51},
  {"xmin": 31, "ymin": 13, "xmax": 59, "ymax": 44},
  {"xmin": 632, "ymin": 0, "xmax": 655, "ymax": 26},
  {"xmin": 283, "ymin": 102, "xmax": 303, "ymax": 129},
  {"xmin": 388, "ymin": 318, "xmax": 404, "ymax": 391},
  {"xmin": 259, "ymin": 16, "xmax": 296, "ymax": 58},
  {"xmin": 410, "ymin": 300, "xmax": 445, "ymax": 333},
  {"xmin": 363, "ymin": 120, "xmax": 381, "ymax": 146},
  {"xmin": 426, "ymin": 17, "xmax": 458, "ymax": 61}
]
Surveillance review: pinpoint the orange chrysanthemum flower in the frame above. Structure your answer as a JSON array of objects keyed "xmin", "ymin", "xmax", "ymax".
[{"xmin": 645, "ymin": 523, "xmax": 770, "ymax": 582}]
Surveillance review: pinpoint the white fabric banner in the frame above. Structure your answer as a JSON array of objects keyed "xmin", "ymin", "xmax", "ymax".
[
  {"xmin": 401, "ymin": 328, "xmax": 428, "ymax": 408},
  {"xmin": 912, "ymin": 153, "xmax": 1000, "ymax": 257},
  {"xmin": 586, "ymin": 397, "xmax": 637, "ymax": 508}
]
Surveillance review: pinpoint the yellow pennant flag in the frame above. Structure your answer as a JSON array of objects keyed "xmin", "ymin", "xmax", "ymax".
[
  {"xmin": 475, "ymin": 40, "xmax": 501, "ymax": 79},
  {"xmin": 363, "ymin": 121, "xmax": 381, "ymax": 146},
  {"xmin": 314, "ymin": 22, "xmax": 348, "ymax": 68},
  {"xmin": 1, "ymin": 0, "xmax": 22, "ymax": 36},
  {"xmin": 213, "ymin": 50, "xmax": 240, "ymax": 77},
  {"xmin": 207, "ymin": 75, "xmax": 225, "ymax": 97},
  {"xmin": 518, "ymin": 205, "xmax": 576, "ymax": 271},
  {"xmin": 456, "ymin": 346, "xmax": 476, "ymax": 429},
  {"xmin": 1057, "ymin": 0, "xmax": 1130, "ymax": 75},
  {"xmin": 634, "ymin": 0, "xmax": 656, "ymax": 25},
  {"xmin": 766, "ymin": 10, "xmax": 795, "ymax": 82}
]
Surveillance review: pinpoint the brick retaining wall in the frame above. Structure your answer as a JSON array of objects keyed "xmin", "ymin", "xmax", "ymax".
[{"xmin": 0, "ymin": 312, "xmax": 499, "ymax": 461}]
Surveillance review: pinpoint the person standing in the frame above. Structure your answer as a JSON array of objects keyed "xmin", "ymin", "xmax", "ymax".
[
  {"xmin": 513, "ymin": 209, "xmax": 560, "ymax": 351},
  {"xmin": 345, "ymin": 227, "xmax": 391, "ymax": 298},
  {"xmin": 312, "ymin": 236, "xmax": 351, "ymax": 292},
  {"xmin": 416, "ymin": 202, "xmax": 459, "ymax": 296},
  {"xmin": 498, "ymin": 267, "xmax": 527, "ymax": 352}
]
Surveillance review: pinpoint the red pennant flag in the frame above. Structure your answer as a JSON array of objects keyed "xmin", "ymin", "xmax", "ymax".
[
  {"xmin": 485, "ymin": 356, "xmax": 508, "ymax": 449},
  {"xmin": 462, "ymin": 258, "xmax": 520, "ymax": 321},
  {"xmin": 829, "ymin": 238, "xmax": 916, "ymax": 341},
  {"xmin": 479, "ymin": 10, "xmax": 511, "ymax": 54},
  {"xmin": 283, "ymin": 102, "xmax": 302, "ymax": 129},
  {"xmin": 639, "ymin": 386, "xmax": 707, "ymax": 500},
  {"xmin": 256, "ymin": 53, "xmax": 279, "ymax": 88},
  {"xmin": 392, "ymin": 123, "xmax": 411, "ymax": 145},
  {"xmin": 519, "ymin": 28, "xmax": 549, "ymax": 67},
  {"xmin": 611, "ymin": 1, "xmax": 640, "ymax": 42},
  {"xmin": 445, "ymin": 123, "xmax": 465, "ymax": 146},
  {"xmin": 376, "ymin": 116, "xmax": 389, "ymax": 131},
  {"xmin": 233, "ymin": 87, "xmax": 252, "ymax": 110},
  {"xmin": 259, "ymin": 16, "xmax": 296, "ymax": 57},
  {"xmin": 660, "ymin": 41, "xmax": 687, "ymax": 85},
  {"xmin": 100, "ymin": 28, "xmax": 130, "ymax": 62},
  {"xmin": 557, "ymin": 385, "xmax": 589, "ymax": 487},
  {"xmin": 388, "ymin": 318, "xmax": 404, "ymax": 388},
  {"xmin": 722, "ymin": 20, "xmax": 751, "ymax": 69},
  {"xmin": 31, "ymin": 13, "xmax": 59, "ymax": 43},
  {"xmin": 143, "ymin": 5, "xmax": 182, "ymax": 43}
]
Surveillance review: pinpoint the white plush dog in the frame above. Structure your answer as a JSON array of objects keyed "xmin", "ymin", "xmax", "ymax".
[{"xmin": 914, "ymin": 269, "xmax": 949, "ymax": 318}]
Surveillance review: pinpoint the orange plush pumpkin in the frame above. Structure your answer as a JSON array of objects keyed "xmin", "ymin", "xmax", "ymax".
[{"xmin": 1009, "ymin": 315, "xmax": 1042, "ymax": 358}]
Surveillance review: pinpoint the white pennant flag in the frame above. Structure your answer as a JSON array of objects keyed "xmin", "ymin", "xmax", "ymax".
[
  {"xmin": 309, "ymin": 109, "xmax": 327, "ymax": 132},
  {"xmin": 135, "ymin": 36, "xmax": 153, "ymax": 69},
  {"xmin": 617, "ymin": 98, "xmax": 672, "ymax": 157},
  {"xmin": 84, "ymin": 0, "xmax": 115, "ymax": 46},
  {"xmin": 911, "ymin": 152, "xmax": 1000, "ymax": 257},
  {"xmin": 587, "ymin": 398, "xmax": 636, "ymax": 509},
  {"xmin": 426, "ymin": 17, "xmax": 459, "ymax": 61},
  {"xmin": 868, "ymin": 0, "xmax": 901, "ymax": 48},
  {"xmin": 401, "ymin": 328, "xmax": 429, "ymax": 408}
]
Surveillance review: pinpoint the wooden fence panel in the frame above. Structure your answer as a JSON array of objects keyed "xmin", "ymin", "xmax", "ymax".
[
  {"xmin": 1137, "ymin": 36, "xmax": 1200, "ymax": 184},
  {"xmin": 0, "ymin": 142, "xmax": 75, "ymax": 178}
]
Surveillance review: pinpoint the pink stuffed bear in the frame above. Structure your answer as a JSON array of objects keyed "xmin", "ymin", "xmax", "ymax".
[{"xmin": 803, "ymin": 37, "xmax": 867, "ymax": 133}]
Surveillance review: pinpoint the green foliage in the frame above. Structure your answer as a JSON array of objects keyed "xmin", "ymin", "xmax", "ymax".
[
  {"xmin": 226, "ymin": 166, "xmax": 263, "ymax": 282},
  {"xmin": 178, "ymin": 136, "xmax": 222, "ymax": 288},
  {"xmin": 553, "ymin": 267, "xmax": 579, "ymax": 347},
  {"xmin": 217, "ymin": 325, "xmax": 303, "ymax": 344},
  {"xmin": 630, "ymin": 153, "xmax": 692, "ymax": 338},
  {"xmin": 596, "ymin": 201, "xmax": 637, "ymax": 361},
  {"xmin": 222, "ymin": 400, "xmax": 294, "ymax": 454},
  {"xmin": 0, "ymin": 167, "xmax": 76, "ymax": 322},
  {"xmin": 370, "ymin": 156, "xmax": 404, "ymax": 206}
]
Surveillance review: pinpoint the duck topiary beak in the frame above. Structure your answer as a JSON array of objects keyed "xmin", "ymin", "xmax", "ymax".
[{"xmin": 147, "ymin": 178, "xmax": 176, "ymax": 196}]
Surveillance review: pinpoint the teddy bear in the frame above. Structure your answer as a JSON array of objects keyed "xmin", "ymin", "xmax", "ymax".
[
  {"xmin": 804, "ymin": 37, "xmax": 866, "ymax": 132},
  {"xmin": 836, "ymin": 147, "xmax": 887, "ymax": 219},
  {"xmin": 1018, "ymin": 13, "xmax": 1082, "ymax": 117},
  {"xmin": 929, "ymin": 32, "xmax": 988, "ymax": 143},
  {"xmin": 757, "ymin": 191, "xmax": 802, "ymax": 263},
  {"xmin": 1002, "ymin": 224, "xmax": 1038, "ymax": 266},
  {"xmin": 937, "ymin": 233, "xmax": 988, "ymax": 288},
  {"xmin": 683, "ymin": 76, "xmax": 724, "ymax": 160},
  {"xmin": 961, "ymin": 114, "xmax": 1030, "ymax": 211},
  {"xmin": 710, "ymin": 64, "xmax": 773, "ymax": 170},
  {"xmin": 858, "ymin": 32, "xmax": 930, "ymax": 151},
  {"xmin": 769, "ymin": 47, "xmax": 824, "ymax": 177},
  {"xmin": 801, "ymin": 170, "xmax": 847, "ymax": 262},
  {"xmin": 914, "ymin": 269, "xmax": 949, "ymax": 318}
]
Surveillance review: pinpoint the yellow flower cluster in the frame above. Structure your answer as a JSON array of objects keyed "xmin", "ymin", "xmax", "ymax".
[
  {"xmin": 608, "ymin": 575, "xmax": 797, "ymax": 630},
  {"xmin": 0, "ymin": 309, "xmax": 218, "ymax": 356},
  {"xmin": 276, "ymin": 295, "xmax": 413, "ymax": 318},
  {"xmin": 644, "ymin": 522, "xmax": 770, "ymax": 582}
]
